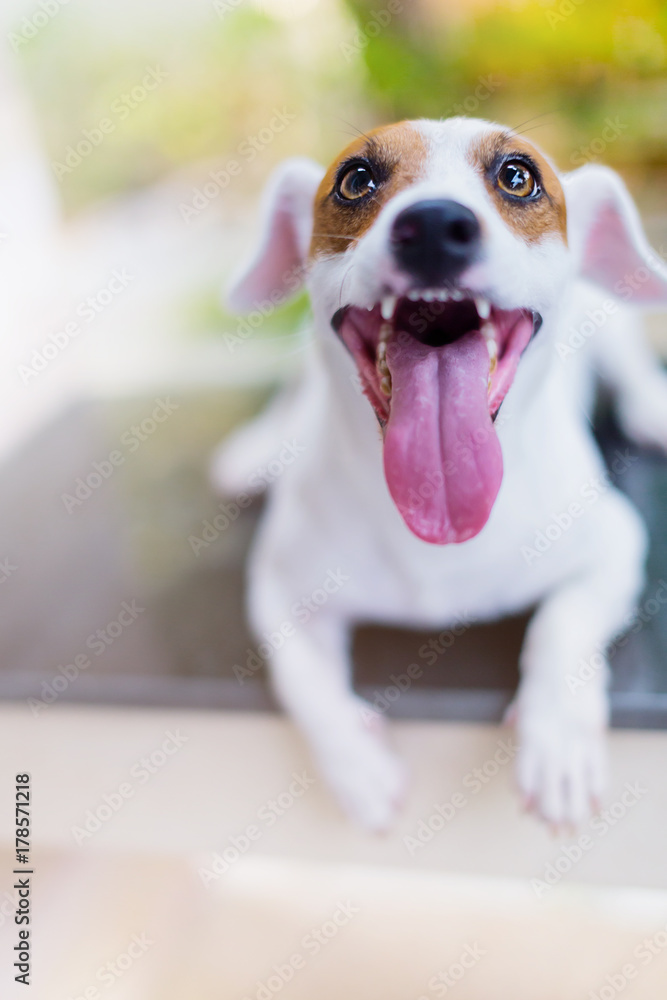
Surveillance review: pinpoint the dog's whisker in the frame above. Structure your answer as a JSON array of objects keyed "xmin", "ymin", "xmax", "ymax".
[
  {"xmin": 335, "ymin": 128, "xmax": 373, "ymax": 143},
  {"xmin": 329, "ymin": 116, "xmax": 377, "ymax": 148},
  {"xmin": 311, "ymin": 232, "xmax": 359, "ymax": 240},
  {"xmin": 509, "ymin": 110, "xmax": 559, "ymax": 133},
  {"xmin": 512, "ymin": 123, "xmax": 553, "ymax": 137}
]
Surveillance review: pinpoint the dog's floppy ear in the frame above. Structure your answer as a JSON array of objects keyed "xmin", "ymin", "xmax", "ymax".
[
  {"xmin": 227, "ymin": 157, "xmax": 325, "ymax": 312},
  {"xmin": 564, "ymin": 164, "xmax": 667, "ymax": 304}
]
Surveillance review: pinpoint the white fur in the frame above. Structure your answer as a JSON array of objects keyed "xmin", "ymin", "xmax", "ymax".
[{"xmin": 217, "ymin": 118, "xmax": 667, "ymax": 830}]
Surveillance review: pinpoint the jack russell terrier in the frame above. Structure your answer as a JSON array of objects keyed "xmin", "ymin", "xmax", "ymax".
[{"xmin": 214, "ymin": 117, "xmax": 667, "ymax": 830}]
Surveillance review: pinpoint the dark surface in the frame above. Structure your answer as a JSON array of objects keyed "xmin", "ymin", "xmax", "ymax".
[{"xmin": 2, "ymin": 389, "xmax": 666, "ymax": 727}]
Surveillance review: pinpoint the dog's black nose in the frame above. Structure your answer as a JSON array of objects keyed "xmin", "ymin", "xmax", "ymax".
[{"xmin": 390, "ymin": 199, "xmax": 481, "ymax": 285}]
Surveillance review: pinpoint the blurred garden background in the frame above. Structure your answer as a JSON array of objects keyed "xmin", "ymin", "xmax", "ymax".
[
  {"xmin": 1, "ymin": 0, "xmax": 667, "ymax": 718},
  {"xmin": 17, "ymin": 0, "xmax": 667, "ymax": 206},
  {"xmin": 10, "ymin": 0, "xmax": 667, "ymax": 342}
]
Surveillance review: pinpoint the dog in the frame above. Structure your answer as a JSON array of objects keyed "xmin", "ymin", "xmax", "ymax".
[{"xmin": 213, "ymin": 117, "xmax": 667, "ymax": 831}]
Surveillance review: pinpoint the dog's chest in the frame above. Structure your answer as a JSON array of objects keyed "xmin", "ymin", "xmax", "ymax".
[
  {"xmin": 300, "ymin": 439, "xmax": 598, "ymax": 629},
  {"xmin": 351, "ymin": 494, "xmax": 579, "ymax": 626}
]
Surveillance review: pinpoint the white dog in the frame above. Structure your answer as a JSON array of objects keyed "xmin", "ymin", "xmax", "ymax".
[{"xmin": 214, "ymin": 117, "xmax": 667, "ymax": 830}]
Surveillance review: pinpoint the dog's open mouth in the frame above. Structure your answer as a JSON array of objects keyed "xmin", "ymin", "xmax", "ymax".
[{"xmin": 332, "ymin": 289, "xmax": 540, "ymax": 545}]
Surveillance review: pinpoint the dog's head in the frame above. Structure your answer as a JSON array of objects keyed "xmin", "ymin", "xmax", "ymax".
[{"xmin": 229, "ymin": 117, "xmax": 667, "ymax": 544}]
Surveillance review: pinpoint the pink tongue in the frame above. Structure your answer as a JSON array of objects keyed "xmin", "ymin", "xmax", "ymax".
[{"xmin": 383, "ymin": 330, "xmax": 503, "ymax": 544}]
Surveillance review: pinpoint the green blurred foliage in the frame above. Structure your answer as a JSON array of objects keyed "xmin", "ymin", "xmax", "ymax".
[
  {"xmin": 186, "ymin": 283, "xmax": 311, "ymax": 342},
  {"xmin": 15, "ymin": 0, "xmax": 667, "ymax": 216},
  {"xmin": 16, "ymin": 2, "xmax": 364, "ymax": 212},
  {"xmin": 344, "ymin": 0, "xmax": 667, "ymax": 168}
]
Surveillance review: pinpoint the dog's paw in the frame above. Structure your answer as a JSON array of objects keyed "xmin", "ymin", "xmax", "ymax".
[
  {"xmin": 513, "ymin": 695, "xmax": 609, "ymax": 828},
  {"xmin": 617, "ymin": 376, "xmax": 667, "ymax": 454},
  {"xmin": 318, "ymin": 728, "xmax": 408, "ymax": 832}
]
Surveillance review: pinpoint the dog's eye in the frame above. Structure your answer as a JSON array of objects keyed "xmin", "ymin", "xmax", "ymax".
[
  {"xmin": 497, "ymin": 160, "xmax": 537, "ymax": 198},
  {"xmin": 337, "ymin": 163, "xmax": 377, "ymax": 201}
]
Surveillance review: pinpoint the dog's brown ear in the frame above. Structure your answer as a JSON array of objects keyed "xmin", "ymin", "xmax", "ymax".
[
  {"xmin": 227, "ymin": 157, "xmax": 324, "ymax": 312},
  {"xmin": 564, "ymin": 164, "xmax": 667, "ymax": 304}
]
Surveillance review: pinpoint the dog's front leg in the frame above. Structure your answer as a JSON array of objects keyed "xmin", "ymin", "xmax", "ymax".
[
  {"xmin": 264, "ymin": 613, "xmax": 408, "ymax": 831},
  {"xmin": 512, "ymin": 493, "xmax": 647, "ymax": 827}
]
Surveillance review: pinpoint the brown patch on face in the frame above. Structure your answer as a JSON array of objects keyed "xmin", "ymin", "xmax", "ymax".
[
  {"xmin": 309, "ymin": 122, "xmax": 428, "ymax": 260},
  {"xmin": 469, "ymin": 130, "xmax": 567, "ymax": 244}
]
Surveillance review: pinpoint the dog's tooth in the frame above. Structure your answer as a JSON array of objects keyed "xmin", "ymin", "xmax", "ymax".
[
  {"xmin": 379, "ymin": 321, "xmax": 392, "ymax": 344},
  {"xmin": 481, "ymin": 322, "xmax": 498, "ymax": 371},
  {"xmin": 407, "ymin": 289, "xmax": 420, "ymax": 301},
  {"xmin": 422, "ymin": 290, "xmax": 435, "ymax": 302},
  {"xmin": 377, "ymin": 335, "xmax": 392, "ymax": 392},
  {"xmin": 451, "ymin": 289, "xmax": 462, "ymax": 301},
  {"xmin": 484, "ymin": 327, "xmax": 498, "ymax": 383},
  {"xmin": 381, "ymin": 295, "xmax": 397, "ymax": 321},
  {"xmin": 377, "ymin": 320, "xmax": 393, "ymax": 397},
  {"xmin": 476, "ymin": 297, "xmax": 491, "ymax": 320}
]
